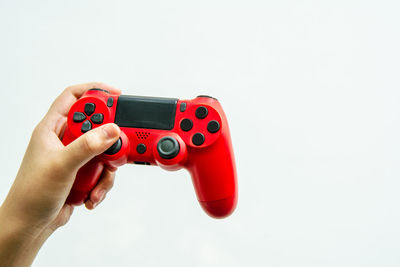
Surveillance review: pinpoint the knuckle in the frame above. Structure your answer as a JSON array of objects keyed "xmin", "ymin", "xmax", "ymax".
[
  {"xmin": 32, "ymin": 122, "xmax": 44, "ymax": 139},
  {"xmin": 104, "ymin": 177, "xmax": 115, "ymax": 189},
  {"xmin": 108, "ymin": 178, "xmax": 115, "ymax": 188},
  {"xmin": 64, "ymin": 85, "xmax": 74, "ymax": 93},
  {"xmin": 99, "ymin": 193, "xmax": 107, "ymax": 203},
  {"xmin": 90, "ymin": 82, "xmax": 104, "ymax": 88}
]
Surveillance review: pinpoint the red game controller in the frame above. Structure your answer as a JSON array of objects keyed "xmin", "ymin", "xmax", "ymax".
[{"xmin": 62, "ymin": 89, "xmax": 238, "ymax": 218}]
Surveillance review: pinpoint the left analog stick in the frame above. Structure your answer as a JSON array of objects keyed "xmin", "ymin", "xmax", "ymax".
[{"xmin": 105, "ymin": 138, "xmax": 122, "ymax": 155}]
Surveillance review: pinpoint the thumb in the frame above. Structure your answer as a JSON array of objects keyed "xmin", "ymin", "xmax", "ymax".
[{"xmin": 62, "ymin": 123, "xmax": 120, "ymax": 169}]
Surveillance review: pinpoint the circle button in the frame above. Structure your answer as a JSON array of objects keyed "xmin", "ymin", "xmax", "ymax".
[{"xmin": 207, "ymin": 120, "xmax": 220, "ymax": 133}]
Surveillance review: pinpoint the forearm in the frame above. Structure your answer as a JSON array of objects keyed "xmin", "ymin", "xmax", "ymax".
[
  {"xmin": 0, "ymin": 206, "xmax": 53, "ymax": 267},
  {"xmin": 0, "ymin": 83, "xmax": 121, "ymax": 266}
]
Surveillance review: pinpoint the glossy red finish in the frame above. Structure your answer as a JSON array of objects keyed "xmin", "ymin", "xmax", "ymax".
[
  {"xmin": 200, "ymin": 195, "xmax": 237, "ymax": 219},
  {"xmin": 62, "ymin": 90, "xmax": 238, "ymax": 218}
]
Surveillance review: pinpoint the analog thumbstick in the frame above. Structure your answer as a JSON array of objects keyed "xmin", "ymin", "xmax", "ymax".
[
  {"xmin": 157, "ymin": 137, "xmax": 180, "ymax": 159},
  {"xmin": 105, "ymin": 138, "xmax": 122, "ymax": 155}
]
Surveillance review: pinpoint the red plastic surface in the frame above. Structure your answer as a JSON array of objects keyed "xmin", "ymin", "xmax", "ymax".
[{"xmin": 62, "ymin": 90, "xmax": 238, "ymax": 218}]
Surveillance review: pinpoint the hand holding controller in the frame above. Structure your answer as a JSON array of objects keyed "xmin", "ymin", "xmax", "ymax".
[{"xmin": 62, "ymin": 89, "xmax": 238, "ymax": 218}]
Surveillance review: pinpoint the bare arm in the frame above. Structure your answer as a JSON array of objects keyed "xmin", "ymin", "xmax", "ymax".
[{"xmin": 0, "ymin": 82, "xmax": 121, "ymax": 266}]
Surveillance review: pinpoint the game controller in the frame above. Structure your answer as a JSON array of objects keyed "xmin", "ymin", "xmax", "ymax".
[{"xmin": 62, "ymin": 89, "xmax": 238, "ymax": 218}]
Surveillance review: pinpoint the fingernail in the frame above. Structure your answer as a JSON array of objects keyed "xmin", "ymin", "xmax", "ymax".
[
  {"xmin": 85, "ymin": 200, "xmax": 95, "ymax": 210},
  {"xmin": 102, "ymin": 124, "xmax": 120, "ymax": 139}
]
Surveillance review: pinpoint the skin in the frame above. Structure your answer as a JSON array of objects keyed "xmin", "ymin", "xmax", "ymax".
[{"xmin": 0, "ymin": 83, "xmax": 121, "ymax": 267}]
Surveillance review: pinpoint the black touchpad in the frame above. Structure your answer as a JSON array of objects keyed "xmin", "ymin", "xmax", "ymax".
[{"xmin": 114, "ymin": 95, "xmax": 178, "ymax": 130}]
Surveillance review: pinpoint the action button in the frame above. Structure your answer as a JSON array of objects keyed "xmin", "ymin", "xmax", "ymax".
[
  {"xmin": 180, "ymin": 102, "xmax": 187, "ymax": 112},
  {"xmin": 105, "ymin": 138, "xmax": 122, "ymax": 155},
  {"xmin": 195, "ymin": 106, "xmax": 208, "ymax": 119},
  {"xmin": 81, "ymin": 120, "xmax": 92, "ymax": 133},
  {"xmin": 107, "ymin": 97, "xmax": 114, "ymax": 107},
  {"xmin": 136, "ymin": 143, "xmax": 146, "ymax": 154},
  {"xmin": 180, "ymin": 119, "xmax": 193, "ymax": 131},
  {"xmin": 192, "ymin": 133, "xmax": 205, "ymax": 146},
  {"xmin": 91, "ymin": 113, "xmax": 104, "ymax": 124},
  {"xmin": 207, "ymin": 120, "xmax": 220, "ymax": 133},
  {"xmin": 84, "ymin": 103, "xmax": 96, "ymax": 116},
  {"xmin": 73, "ymin": 112, "xmax": 86, "ymax": 122},
  {"xmin": 88, "ymin": 88, "xmax": 110, "ymax": 94},
  {"xmin": 157, "ymin": 137, "xmax": 180, "ymax": 159}
]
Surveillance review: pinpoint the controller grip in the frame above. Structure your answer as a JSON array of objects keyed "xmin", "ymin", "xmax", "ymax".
[
  {"xmin": 66, "ymin": 158, "xmax": 104, "ymax": 205},
  {"xmin": 189, "ymin": 164, "xmax": 237, "ymax": 218},
  {"xmin": 188, "ymin": 141, "xmax": 238, "ymax": 218}
]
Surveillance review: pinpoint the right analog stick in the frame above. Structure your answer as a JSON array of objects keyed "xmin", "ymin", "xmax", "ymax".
[{"xmin": 157, "ymin": 137, "xmax": 180, "ymax": 159}]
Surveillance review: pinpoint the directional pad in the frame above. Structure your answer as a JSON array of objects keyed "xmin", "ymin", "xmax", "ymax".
[
  {"xmin": 84, "ymin": 103, "xmax": 96, "ymax": 116},
  {"xmin": 81, "ymin": 120, "xmax": 92, "ymax": 133},
  {"xmin": 73, "ymin": 112, "xmax": 86, "ymax": 122},
  {"xmin": 91, "ymin": 113, "xmax": 104, "ymax": 124}
]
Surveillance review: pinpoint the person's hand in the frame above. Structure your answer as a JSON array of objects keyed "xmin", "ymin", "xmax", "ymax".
[{"xmin": 0, "ymin": 82, "xmax": 121, "ymax": 266}]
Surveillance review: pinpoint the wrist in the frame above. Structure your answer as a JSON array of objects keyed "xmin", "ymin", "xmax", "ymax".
[{"xmin": 0, "ymin": 205, "xmax": 54, "ymax": 266}]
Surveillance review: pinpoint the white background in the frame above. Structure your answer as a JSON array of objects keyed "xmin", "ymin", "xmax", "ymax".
[{"xmin": 1, "ymin": 0, "xmax": 400, "ymax": 266}]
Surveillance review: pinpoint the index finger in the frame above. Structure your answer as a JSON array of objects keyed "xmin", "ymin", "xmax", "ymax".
[
  {"xmin": 43, "ymin": 82, "xmax": 121, "ymax": 130},
  {"xmin": 49, "ymin": 82, "xmax": 121, "ymax": 117}
]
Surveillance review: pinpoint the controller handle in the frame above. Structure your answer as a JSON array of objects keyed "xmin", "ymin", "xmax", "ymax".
[
  {"xmin": 66, "ymin": 157, "xmax": 104, "ymax": 205},
  {"xmin": 63, "ymin": 129, "xmax": 129, "ymax": 205},
  {"xmin": 187, "ymin": 130, "xmax": 237, "ymax": 218}
]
